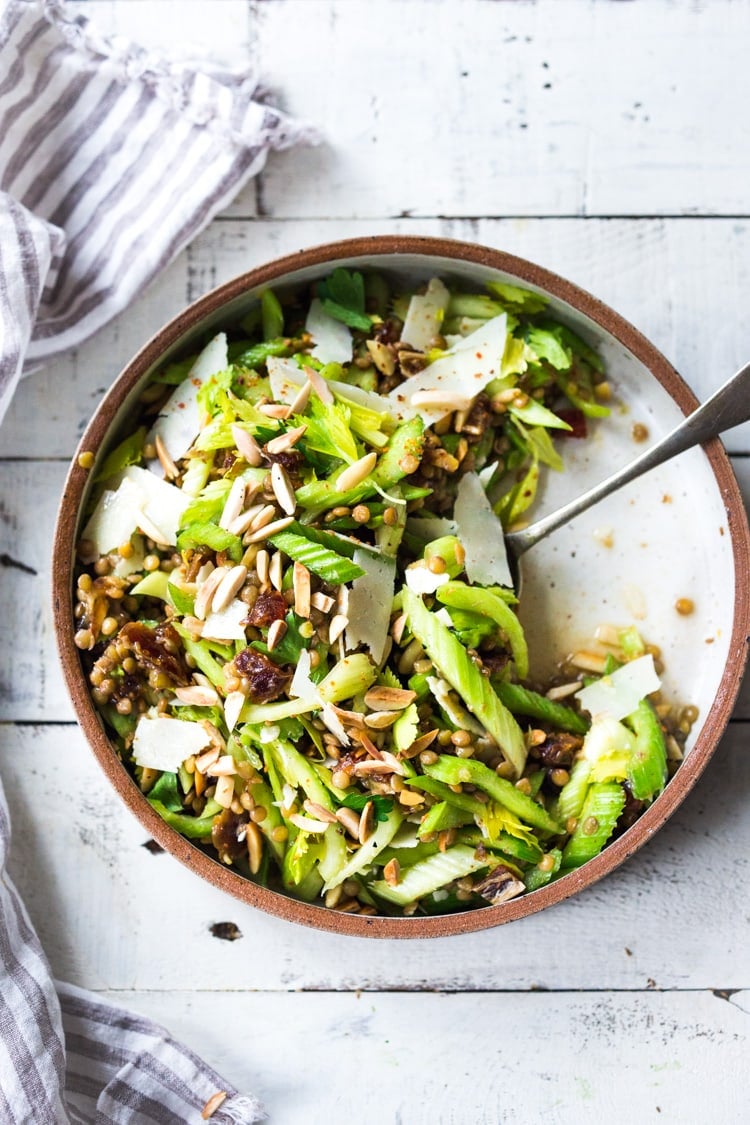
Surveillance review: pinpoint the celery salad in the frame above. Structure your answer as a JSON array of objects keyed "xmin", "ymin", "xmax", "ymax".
[{"xmin": 73, "ymin": 271, "xmax": 691, "ymax": 916}]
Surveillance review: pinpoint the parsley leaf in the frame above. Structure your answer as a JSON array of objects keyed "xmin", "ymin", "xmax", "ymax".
[
  {"xmin": 318, "ymin": 268, "xmax": 372, "ymax": 332},
  {"xmin": 339, "ymin": 792, "xmax": 395, "ymax": 823}
]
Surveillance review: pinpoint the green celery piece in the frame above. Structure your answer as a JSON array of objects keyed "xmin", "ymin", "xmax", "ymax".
[
  {"xmin": 267, "ymin": 530, "xmax": 364, "ymax": 584},
  {"xmin": 153, "ymin": 356, "xmax": 196, "ymax": 385},
  {"xmin": 508, "ymin": 399, "xmax": 572, "ymax": 431},
  {"xmin": 282, "ymin": 831, "xmax": 322, "ymax": 888},
  {"xmin": 555, "ymin": 758, "xmax": 592, "ymax": 823},
  {"xmin": 274, "ymin": 519, "xmax": 376, "ymax": 561},
  {"xmin": 261, "ymin": 289, "xmax": 284, "ymax": 340},
  {"xmin": 436, "ymin": 581, "xmax": 529, "ymax": 680},
  {"xmin": 407, "ymin": 776, "xmax": 486, "ymax": 818},
  {"xmin": 180, "ymin": 479, "xmax": 232, "ymax": 527},
  {"xmin": 293, "ymin": 866, "xmax": 325, "ymax": 902},
  {"xmin": 459, "ymin": 827, "xmax": 542, "ymax": 865},
  {"xmin": 167, "ymin": 582, "xmax": 195, "ymax": 616},
  {"xmin": 147, "ymin": 771, "xmax": 183, "ymax": 812},
  {"xmin": 554, "ymin": 323, "xmax": 605, "ymax": 374},
  {"xmin": 392, "ymin": 703, "xmax": 419, "ymax": 753},
  {"xmin": 94, "ymin": 426, "xmax": 146, "ymax": 482},
  {"xmin": 526, "ymin": 325, "xmax": 572, "ymax": 371},
  {"xmin": 524, "ymin": 848, "xmax": 563, "ymax": 892},
  {"xmin": 177, "ymin": 522, "xmax": 242, "ymax": 562},
  {"xmin": 418, "ymin": 801, "xmax": 473, "ymax": 838},
  {"xmin": 424, "ymin": 536, "xmax": 464, "ymax": 578},
  {"xmin": 370, "ymin": 845, "xmax": 488, "ymax": 906},
  {"xmin": 267, "ymin": 739, "xmax": 335, "ymax": 810},
  {"xmin": 523, "ymin": 423, "xmax": 564, "ymax": 471},
  {"xmin": 130, "ymin": 570, "xmax": 170, "ymax": 600},
  {"xmin": 241, "ymin": 653, "xmax": 377, "ymax": 724},
  {"xmin": 555, "ymin": 373, "xmax": 610, "ymax": 418},
  {"xmin": 148, "ymin": 799, "xmax": 215, "ymax": 839},
  {"xmin": 626, "ymin": 699, "xmax": 667, "ymax": 802},
  {"xmin": 561, "ymin": 782, "xmax": 625, "ymax": 868},
  {"xmin": 298, "ymin": 396, "xmax": 359, "ymax": 464},
  {"xmin": 446, "ymin": 293, "xmax": 503, "ymax": 320},
  {"xmin": 101, "ymin": 704, "xmax": 137, "ymax": 742},
  {"xmin": 527, "ymin": 768, "xmax": 546, "ymax": 798},
  {"xmin": 494, "ymin": 454, "xmax": 540, "ymax": 527},
  {"xmin": 375, "ymin": 484, "xmax": 406, "ymax": 555},
  {"xmin": 378, "ymin": 841, "xmax": 440, "ymax": 869},
  {"xmin": 364, "ymin": 272, "xmax": 390, "ymax": 317},
  {"xmin": 321, "ymin": 807, "xmax": 403, "ymax": 891},
  {"xmin": 253, "ymin": 611, "xmax": 309, "ymax": 666},
  {"xmin": 619, "ymin": 625, "xmax": 646, "ymax": 660},
  {"xmin": 403, "ymin": 590, "xmax": 527, "ymax": 776},
  {"xmin": 486, "ymin": 281, "xmax": 548, "ymax": 313},
  {"xmin": 318, "ymin": 824, "xmax": 349, "ymax": 884},
  {"xmin": 423, "ymin": 756, "xmax": 561, "ymax": 834},
  {"xmin": 232, "ymin": 337, "xmax": 293, "ymax": 368},
  {"xmin": 173, "ymin": 630, "xmax": 226, "ymax": 689},
  {"xmin": 492, "ymin": 681, "xmax": 589, "ymax": 735}
]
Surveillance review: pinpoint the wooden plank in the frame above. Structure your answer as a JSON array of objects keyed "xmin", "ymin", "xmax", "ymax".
[
  {"xmin": 90, "ymin": 989, "xmax": 748, "ymax": 1124},
  {"xmin": 79, "ymin": 0, "xmax": 750, "ymax": 219},
  {"xmin": 3, "ymin": 721, "xmax": 748, "ymax": 991},
  {"xmin": 0, "ymin": 456, "xmax": 747, "ymax": 722},
  {"xmin": 2, "ymin": 216, "xmax": 750, "ymax": 459}
]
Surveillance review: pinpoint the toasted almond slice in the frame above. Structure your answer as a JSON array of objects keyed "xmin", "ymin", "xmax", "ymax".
[
  {"xmin": 293, "ymin": 562, "xmax": 311, "ymax": 618},
  {"xmin": 207, "ymin": 754, "xmax": 237, "ymax": 777},
  {"xmin": 545, "ymin": 681, "xmax": 581, "ymax": 701},
  {"xmin": 231, "ymin": 424, "xmax": 263, "ymax": 466},
  {"xmin": 289, "ymin": 380, "xmax": 312, "ymax": 415},
  {"xmin": 328, "ymin": 705, "xmax": 366, "ymax": 730},
  {"xmin": 383, "ymin": 857, "xmax": 401, "ymax": 887},
  {"xmin": 289, "ymin": 813, "xmax": 330, "ymax": 834},
  {"xmin": 398, "ymin": 789, "xmax": 425, "ymax": 807},
  {"xmin": 335, "ymin": 807, "xmax": 361, "ymax": 838},
  {"xmin": 267, "ymin": 424, "xmax": 307, "ymax": 455},
  {"xmin": 355, "ymin": 730, "xmax": 383, "ymax": 760},
  {"xmin": 244, "ymin": 516, "xmax": 295, "ymax": 544},
  {"xmin": 195, "ymin": 746, "xmax": 220, "ymax": 774},
  {"xmin": 246, "ymin": 822, "xmax": 263, "ymax": 875},
  {"xmin": 174, "ymin": 684, "xmax": 220, "ymax": 707},
  {"xmin": 258, "ymin": 402, "xmax": 291, "ymax": 419},
  {"xmin": 311, "ymin": 591, "xmax": 335, "ymax": 613},
  {"xmin": 303, "ymin": 799, "xmax": 338, "ymax": 824},
  {"xmin": 358, "ymin": 800, "xmax": 375, "ymax": 843},
  {"xmin": 228, "ymin": 503, "xmax": 266, "ymax": 536},
  {"xmin": 364, "ymin": 709, "xmax": 400, "ymax": 730},
  {"xmin": 401, "ymin": 728, "xmax": 439, "ymax": 759},
  {"xmin": 351, "ymin": 760, "xmax": 396, "ymax": 776},
  {"xmin": 304, "ymin": 365, "xmax": 334, "ymax": 404},
  {"xmin": 271, "ymin": 462, "xmax": 297, "ymax": 515},
  {"xmin": 269, "ymin": 551, "xmax": 283, "ymax": 591},
  {"xmin": 223, "ymin": 690, "xmax": 245, "ymax": 733},
  {"xmin": 390, "ymin": 612, "xmax": 407, "ymax": 644},
  {"xmin": 211, "ymin": 564, "xmax": 248, "ymax": 613},
  {"xmin": 219, "ymin": 477, "xmax": 246, "ymax": 530},
  {"xmin": 181, "ymin": 614, "xmax": 204, "ymax": 639},
  {"xmin": 194, "ymin": 769, "xmax": 207, "ymax": 797},
  {"xmin": 380, "ymin": 750, "xmax": 406, "ymax": 776},
  {"xmin": 364, "ymin": 686, "xmax": 417, "ymax": 711},
  {"xmin": 194, "ymin": 565, "xmax": 229, "ymax": 620},
  {"xmin": 135, "ymin": 510, "xmax": 171, "ymax": 547},
  {"xmin": 256, "ymin": 548, "xmax": 270, "ymax": 585},
  {"xmin": 335, "ymin": 451, "xmax": 378, "ymax": 492},
  {"xmin": 267, "ymin": 618, "xmax": 288, "ymax": 652},
  {"xmin": 214, "ymin": 774, "xmax": 236, "ymax": 809},
  {"xmin": 328, "ymin": 613, "xmax": 348, "ymax": 644},
  {"xmin": 154, "ymin": 433, "xmax": 179, "ymax": 479},
  {"xmin": 337, "ymin": 584, "xmax": 350, "ymax": 616},
  {"xmin": 249, "ymin": 504, "xmax": 278, "ymax": 533}
]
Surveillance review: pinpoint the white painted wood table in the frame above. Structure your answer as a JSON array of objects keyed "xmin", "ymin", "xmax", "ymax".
[{"xmin": 1, "ymin": 1, "xmax": 749, "ymax": 1121}]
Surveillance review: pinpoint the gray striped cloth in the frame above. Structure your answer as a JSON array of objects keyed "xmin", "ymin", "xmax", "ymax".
[{"xmin": 0, "ymin": 0, "xmax": 315, "ymax": 1119}]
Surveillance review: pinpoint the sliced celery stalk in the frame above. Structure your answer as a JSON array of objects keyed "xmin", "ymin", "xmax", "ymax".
[
  {"xmin": 423, "ymin": 755, "xmax": 561, "ymax": 834},
  {"xmin": 561, "ymin": 782, "xmax": 626, "ymax": 868},
  {"xmin": 626, "ymin": 699, "xmax": 668, "ymax": 802},
  {"xmin": 370, "ymin": 845, "xmax": 488, "ymax": 906},
  {"xmin": 321, "ymin": 807, "xmax": 402, "ymax": 891}
]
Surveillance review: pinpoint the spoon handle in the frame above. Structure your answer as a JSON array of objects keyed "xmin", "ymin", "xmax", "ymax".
[{"xmin": 506, "ymin": 360, "xmax": 750, "ymax": 559}]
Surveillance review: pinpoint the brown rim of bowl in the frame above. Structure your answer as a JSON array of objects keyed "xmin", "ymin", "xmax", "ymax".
[{"xmin": 53, "ymin": 235, "xmax": 750, "ymax": 938}]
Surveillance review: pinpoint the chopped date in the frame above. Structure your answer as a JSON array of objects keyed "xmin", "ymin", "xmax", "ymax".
[
  {"xmin": 616, "ymin": 786, "xmax": 646, "ymax": 833},
  {"xmin": 556, "ymin": 408, "xmax": 587, "ymax": 438},
  {"xmin": 234, "ymin": 646, "xmax": 291, "ymax": 702},
  {"xmin": 537, "ymin": 731, "xmax": 583, "ymax": 768},
  {"xmin": 263, "ymin": 448, "xmax": 304, "ymax": 484},
  {"xmin": 247, "ymin": 590, "xmax": 287, "ymax": 628},
  {"xmin": 119, "ymin": 621, "xmax": 190, "ymax": 686},
  {"xmin": 211, "ymin": 809, "xmax": 248, "ymax": 864}
]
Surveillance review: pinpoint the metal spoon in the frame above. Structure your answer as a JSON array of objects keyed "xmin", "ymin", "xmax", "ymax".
[{"xmin": 504, "ymin": 360, "xmax": 750, "ymax": 587}]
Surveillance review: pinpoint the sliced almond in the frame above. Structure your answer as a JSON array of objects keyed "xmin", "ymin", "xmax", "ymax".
[
  {"xmin": 398, "ymin": 789, "xmax": 424, "ymax": 807},
  {"xmin": 267, "ymin": 424, "xmax": 307, "ymax": 454},
  {"xmin": 337, "ymin": 584, "xmax": 350, "ymax": 617},
  {"xmin": 271, "ymin": 462, "xmax": 297, "ymax": 515},
  {"xmin": 383, "ymin": 857, "xmax": 401, "ymax": 887},
  {"xmin": 246, "ymin": 822, "xmax": 263, "ymax": 875},
  {"xmin": 288, "ymin": 380, "xmax": 312, "ymax": 415},
  {"xmin": 289, "ymin": 813, "xmax": 330, "ymax": 834},
  {"xmin": 201, "ymin": 1091, "xmax": 228, "ymax": 1120},
  {"xmin": 351, "ymin": 760, "xmax": 397, "ymax": 776},
  {"xmin": 267, "ymin": 618, "xmax": 288, "ymax": 652},
  {"xmin": 244, "ymin": 516, "xmax": 295, "ymax": 544},
  {"xmin": 364, "ymin": 686, "xmax": 417, "ymax": 711},
  {"xmin": 335, "ymin": 451, "xmax": 377, "ymax": 492},
  {"xmin": 335, "ymin": 807, "xmax": 361, "ymax": 838},
  {"xmin": 328, "ymin": 613, "xmax": 348, "ymax": 644},
  {"xmin": 174, "ymin": 684, "xmax": 220, "ymax": 707},
  {"xmin": 390, "ymin": 613, "xmax": 407, "ymax": 644},
  {"xmin": 154, "ymin": 433, "xmax": 179, "ymax": 479},
  {"xmin": 214, "ymin": 774, "xmax": 235, "ymax": 809},
  {"xmin": 303, "ymin": 799, "xmax": 338, "ymax": 824},
  {"xmin": 304, "ymin": 365, "xmax": 334, "ymax": 404},
  {"xmin": 293, "ymin": 562, "xmax": 311, "ymax": 618},
  {"xmin": 380, "ymin": 750, "xmax": 406, "ymax": 776},
  {"xmin": 223, "ymin": 690, "xmax": 245, "ymax": 733},
  {"xmin": 258, "ymin": 402, "xmax": 291, "ymax": 419},
  {"xmin": 311, "ymin": 591, "xmax": 335, "ymax": 613},
  {"xmin": 356, "ymin": 730, "xmax": 383, "ymax": 760},
  {"xmin": 194, "ymin": 565, "xmax": 229, "ymax": 620},
  {"xmin": 256, "ymin": 548, "xmax": 270, "ymax": 585},
  {"xmin": 269, "ymin": 551, "xmax": 284, "ymax": 591},
  {"xmin": 546, "ymin": 682, "xmax": 581, "ymax": 701},
  {"xmin": 248, "ymin": 504, "xmax": 278, "ymax": 533},
  {"xmin": 366, "ymin": 339, "xmax": 396, "ymax": 377},
  {"xmin": 219, "ymin": 477, "xmax": 246, "ymax": 530},
  {"xmin": 364, "ymin": 709, "xmax": 400, "ymax": 730},
  {"xmin": 358, "ymin": 800, "xmax": 375, "ymax": 843},
  {"xmin": 328, "ymin": 705, "xmax": 366, "ymax": 730},
  {"xmin": 401, "ymin": 728, "xmax": 439, "ymax": 759},
  {"xmin": 228, "ymin": 503, "xmax": 266, "ymax": 536},
  {"xmin": 207, "ymin": 754, "xmax": 237, "ymax": 777},
  {"xmin": 211, "ymin": 564, "xmax": 248, "ymax": 613},
  {"xmin": 231, "ymin": 424, "xmax": 263, "ymax": 466}
]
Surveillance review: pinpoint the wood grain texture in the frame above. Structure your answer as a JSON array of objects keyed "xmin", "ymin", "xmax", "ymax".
[
  {"xmin": 3, "ymin": 721, "xmax": 748, "ymax": 991},
  {"xmin": 2, "ymin": 217, "xmax": 750, "ymax": 459}
]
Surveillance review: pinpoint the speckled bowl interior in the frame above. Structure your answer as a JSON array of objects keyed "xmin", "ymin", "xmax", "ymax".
[{"xmin": 52, "ymin": 236, "xmax": 750, "ymax": 938}]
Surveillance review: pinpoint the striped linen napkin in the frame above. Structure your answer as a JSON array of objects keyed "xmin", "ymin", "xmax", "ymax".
[{"xmin": 0, "ymin": 1, "xmax": 315, "ymax": 1120}]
